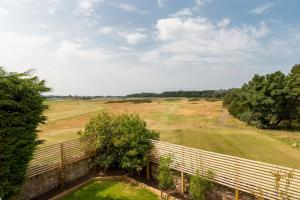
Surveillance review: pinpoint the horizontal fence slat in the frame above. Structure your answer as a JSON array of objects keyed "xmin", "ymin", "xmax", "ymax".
[
  {"xmin": 149, "ymin": 140, "xmax": 300, "ymax": 200},
  {"xmin": 26, "ymin": 136, "xmax": 96, "ymax": 178},
  {"xmin": 26, "ymin": 138, "xmax": 300, "ymax": 200}
]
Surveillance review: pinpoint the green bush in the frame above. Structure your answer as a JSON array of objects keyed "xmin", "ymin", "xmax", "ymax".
[
  {"xmin": 81, "ymin": 111, "xmax": 159, "ymax": 172},
  {"xmin": 157, "ymin": 155, "xmax": 174, "ymax": 193},
  {"xmin": 0, "ymin": 68, "xmax": 50, "ymax": 199},
  {"xmin": 189, "ymin": 169, "xmax": 215, "ymax": 200}
]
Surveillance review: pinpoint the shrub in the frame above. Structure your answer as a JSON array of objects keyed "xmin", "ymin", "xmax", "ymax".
[
  {"xmin": 157, "ymin": 154, "xmax": 174, "ymax": 197},
  {"xmin": 0, "ymin": 68, "xmax": 50, "ymax": 199},
  {"xmin": 81, "ymin": 111, "xmax": 159, "ymax": 172},
  {"xmin": 189, "ymin": 169, "xmax": 215, "ymax": 200}
]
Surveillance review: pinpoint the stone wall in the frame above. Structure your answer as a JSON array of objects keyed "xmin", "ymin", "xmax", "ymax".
[
  {"xmin": 20, "ymin": 158, "xmax": 92, "ymax": 200},
  {"xmin": 150, "ymin": 162, "xmax": 256, "ymax": 200}
]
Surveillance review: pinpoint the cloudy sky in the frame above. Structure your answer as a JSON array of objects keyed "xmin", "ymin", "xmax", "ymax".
[{"xmin": 1, "ymin": 0, "xmax": 300, "ymax": 95}]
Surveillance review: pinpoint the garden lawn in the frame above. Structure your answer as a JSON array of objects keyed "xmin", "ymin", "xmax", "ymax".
[{"xmin": 62, "ymin": 180, "xmax": 159, "ymax": 200}]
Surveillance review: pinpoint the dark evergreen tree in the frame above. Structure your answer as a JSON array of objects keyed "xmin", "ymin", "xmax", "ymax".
[{"xmin": 0, "ymin": 68, "xmax": 50, "ymax": 199}]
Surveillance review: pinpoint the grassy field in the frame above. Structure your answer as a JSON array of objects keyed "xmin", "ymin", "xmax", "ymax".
[
  {"xmin": 39, "ymin": 98, "xmax": 300, "ymax": 168},
  {"xmin": 62, "ymin": 180, "xmax": 159, "ymax": 200}
]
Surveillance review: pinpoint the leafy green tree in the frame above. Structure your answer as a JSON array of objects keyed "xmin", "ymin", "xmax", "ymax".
[
  {"xmin": 285, "ymin": 64, "xmax": 300, "ymax": 127},
  {"xmin": 190, "ymin": 169, "xmax": 215, "ymax": 200},
  {"xmin": 223, "ymin": 64, "xmax": 300, "ymax": 129},
  {"xmin": 0, "ymin": 67, "xmax": 50, "ymax": 199},
  {"xmin": 81, "ymin": 111, "xmax": 159, "ymax": 172}
]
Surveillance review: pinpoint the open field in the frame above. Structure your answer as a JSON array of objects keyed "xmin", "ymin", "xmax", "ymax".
[{"xmin": 39, "ymin": 98, "xmax": 300, "ymax": 168}]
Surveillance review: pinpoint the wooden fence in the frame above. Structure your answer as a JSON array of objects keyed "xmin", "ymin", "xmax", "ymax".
[
  {"xmin": 26, "ymin": 138, "xmax": 300, "ymax": 199},
  {"xmin": 26, "ymin": 136, "xmax": 95, "ymax": 178},
  {"xmin": 148, "ymin": 140, "xmax": 300, "ymax": 200}
]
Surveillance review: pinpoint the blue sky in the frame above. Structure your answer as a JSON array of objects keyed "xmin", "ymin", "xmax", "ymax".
[{"xmin": 0, "ymin": 0, "xmax": 300, "ymax": 95}]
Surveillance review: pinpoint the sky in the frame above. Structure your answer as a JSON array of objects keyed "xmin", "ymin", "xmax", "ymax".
[{"xmin": 0, "ymin": 0, "xmax": 300, "ymax": 96}]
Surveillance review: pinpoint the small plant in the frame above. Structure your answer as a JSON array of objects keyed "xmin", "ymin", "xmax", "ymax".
[
  {"xmin": 157, "ymin": 154, "xmax": 174, "ymax": 199},
  {"xmin": 253, "ymin": 187, "xmax": 264, "ymax": 200},
  {"xmin": 189, "ymin": 169, "xmax": 215, "ymax": 200},
  {"xmin": 272, "ymin": 170, "xmax": 294, "ymax": 200}
]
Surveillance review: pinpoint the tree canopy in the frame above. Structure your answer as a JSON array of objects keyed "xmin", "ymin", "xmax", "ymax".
[
  {"xmin": 223, "ymin": 64, "xmax": 300, "ymax": 129},
  {"xmin": 81, "ymin": 111, "xmax": 159, "ymax": 172},
  {"xmin": 0, "ymin": 67, "xmax": 50, "ymax": 199}
]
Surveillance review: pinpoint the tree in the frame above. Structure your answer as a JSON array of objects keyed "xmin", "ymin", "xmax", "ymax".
[
  {"xmin": 223, "ymin": 64, "xmax": 300, "ymax": 129},
  {"xmin": 0, "ymin": 67, "xmax": 50, "ymax": 199},
  {"xmin": 285, "ymin": 64, "xmax": 300, "ymax": 127},
  {"xmin": 81, "ymin": 111, "xmax": 159, "ymax": 172}
]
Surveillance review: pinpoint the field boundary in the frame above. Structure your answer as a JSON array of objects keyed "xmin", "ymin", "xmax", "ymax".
[{"xmin": 27, "ymin": 137, "xmax": 300, "ymax": 200}]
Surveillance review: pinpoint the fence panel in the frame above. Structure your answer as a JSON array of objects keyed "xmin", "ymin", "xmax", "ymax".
[
  {"xmin": 26, "ymin": 138, "xmax": 300, "ymax": 199},
  {"xmin": 26, "ymin": 136, "xmax": 95, "ymax": 178},
  {"xmin": 148, "ymin": 140, "xmax": 300, "ymax": 200}
]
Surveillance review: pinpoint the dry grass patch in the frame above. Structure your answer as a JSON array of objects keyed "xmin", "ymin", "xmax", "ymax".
[{"xmin": 39, "ymin": 98, "xmax": 300, "ymax": 168}]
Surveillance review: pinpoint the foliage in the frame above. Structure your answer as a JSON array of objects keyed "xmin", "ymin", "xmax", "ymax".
[
  {"xmin": 272, "ymin": 170, "xmax": 294, "ymax": 200},
  {"xmin": 157, "ymin": 155, "xmax": 174, "ymax": 191},
  {"xmin": 189, "ymin": 169, "xmax": 215, "ymax": 200},
  {"xmin": 126, "ymin": 90, "xmax": 229, "ymax": 98},
  {"xmin": 253, "ymin": 187, "xmax": 264, "ymax": 200},
  {"xmin": 223, "ymin": 64, "xmax": 300, "ymax": 129},
  {"xmin": 81, "ymin": 111, "xmax": 159, "ymax": 172},
  {"xmin": 0, "ymin": 67, "xmax": 50, "ymax": 199}
]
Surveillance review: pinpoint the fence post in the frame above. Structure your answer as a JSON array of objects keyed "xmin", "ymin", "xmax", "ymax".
[
  {"xmin": 181, "ymin": 171, "xmax": 185, "ymax": 194},
  {"xmin": 146, "ymin": 159, "xmax": 150, "ymax": 180},
  {"xmin": 60, "ymin": 142, "xmax": 65, "ymax": 188},
  {"xmin": 235, "ymin": 189, "xmax": 239, "ymax": 200}
]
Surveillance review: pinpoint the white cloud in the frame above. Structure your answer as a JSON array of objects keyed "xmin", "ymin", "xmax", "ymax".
[
  {"xmin": 0, "ymin": 31, "xmax": 50, "ymax": 66},
  {"xmin": 76, "ymin": 0, "xmax": 103, "ymax": 16},
  {"xmin": 47, "ymin": 7, "xmax": 56, "ymax": 15},
  {"xmin": 195, "ymin": 0, "xmax": 210, "ymax": 7},
  {"xmin": 99, "ymin": 26, "xmax": 113, "ymax": 35},
  {"xmin": 217, "ymin": 18, "xmax": 230, "ymax": 28},
  {"xmin": 250, "ymin": 3, "xmax": 274, "ymax": 15},
  {"xmin": 0, "ymin": 6, "xmax": 10, "ymax": 19},
  {"xmin": 142, "ymin": 16, "xmax": 269, "ymax": 65},
  {"xmin": 170, "ymin": 8, "xmax": 193, "ymax": 17},
  {"xmin": 37, "ymin": 24, "xmax": 47, "ymax": 29},
  {"xmin": 118, "ymin": 31, "xmax": 147, "ymax": 45},
  {"xmin": 157, "ymin": 0, "xmax": 164, "ymax": 7},
  {"xmin": 110, "ymin": 2, "xmax": 149, "ymax": 15},
  {"xmin": 57, "ymin": 40, "xmax": 112, "ymax": 61}
]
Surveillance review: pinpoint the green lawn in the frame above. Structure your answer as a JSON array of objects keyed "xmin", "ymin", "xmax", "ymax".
[
  {"xmin": 39, "ymin": 99, "xmax": 300, "ymax": 168},
  {"xmin": 62, "ymin": 181, "xmax": 159, "ymax": 200}
]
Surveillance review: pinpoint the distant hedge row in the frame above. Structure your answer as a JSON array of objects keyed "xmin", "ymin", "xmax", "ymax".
[
  {"xmin": 223, "ymin": 64, "xmax": 300, "ymax": 129},
  {"xmin": 126, "ymin": 90, "xmax": 229, "ymax": 98}
]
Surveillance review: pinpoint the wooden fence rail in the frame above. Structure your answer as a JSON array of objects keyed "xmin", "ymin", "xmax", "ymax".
[
  {"xmin": 148, "ymin": 140, "xmax": 300, "ymax": 200},
  {"xmin": 26, "ymin": 136, "xmax": 95, "ymax": 178},
  {"xmin": 26, "ymin": 138, "xmax": 300, "ymax": 199}
]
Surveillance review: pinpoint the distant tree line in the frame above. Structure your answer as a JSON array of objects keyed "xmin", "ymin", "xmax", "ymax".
[
  {"xmin": 223, "ymin": 64, "xmax": 300, "ymax": 129},
  {"xmin": 44, "ymin": 95, "xmax": 123, "ymax": 100},
  {"xmin": 126, "ymin": 90, "xmax": 229, "ymax": 98}
]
